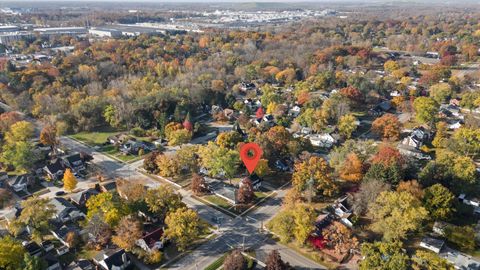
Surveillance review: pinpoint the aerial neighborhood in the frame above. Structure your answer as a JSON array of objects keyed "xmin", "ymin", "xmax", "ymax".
[{"xmin": 0, "ymin": 1, "xmax": 480, "ymax": 270}]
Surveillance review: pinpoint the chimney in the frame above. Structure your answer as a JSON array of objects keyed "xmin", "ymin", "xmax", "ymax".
[{"xmin": 121, "ymin": 252, "xmax": 128, "ymax": 264}]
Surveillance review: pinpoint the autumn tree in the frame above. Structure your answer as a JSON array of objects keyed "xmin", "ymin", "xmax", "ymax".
[
  {"xmin": 412, "ymin": 250, "xmax": 454, "ymax": 270},
  {"xmin": 413, "ymin": 97, "xmax": 439, "ymax": 125},
  {"xmin": 338, "ymin": 114, "xmax": 358, "ymax": 139},
  {"xmin": 145, "ymin": 185, "xmax": 184, "ymax": 221},
  {"xmin": 10, "ymin": 196, "xmax": 55, "ymax": 240},
  {"xmin": 292, "ymin": 156, "xmax": 338, "ymax": 199},
  {"xmin": 223, "ymin": 249, "xmax": 247, "ymax": 270},
  {"xmin": 23, "ymin": 253, "xmax": 47, "ymax": 270},
  {"xmin": 254, "ymin": 159, "xmax": 270, "ymax": 177},
  {"xmin": 143, "ymin": 151, "xmax": 160, "ymax": 173},
  {"xmin": 216, "ymin": 131, "xmax": 243, "ymax": 149},
  {"xmin": 340, "ymin": 86, "xmax": 363, "ymax": 105},
  {"xmin": 63, "ymin": 168, "xmax": 78, "ymax": 192},
  {"xmin": 429, "ymin": 83, "xmax": 453, "ymax": 104},
  {"xmin": 86, "ymin": 192, "xmax": 130, "ymax": 227},
  {"xmin": 39, "ymin": 124, "xmax": 58, "ymax": 151},
  {"xmin": 368, "ymin": 191, "xmax": 428, "ymax": 240},
  {"xmin": 265, "ymin": 250, "xmax": 292, "ymax": 270},
  {"xmin": 352, "ymin": 179, "xmax": 391, "ymax": 216},
  {"xmin": 384, "ymin": 60, "xmax": 400, "ymax": 73},
  {"xmin": 432, "ymin": 121, "xmax": 448, "ymax": 148},
  {"xmin": 396, "ymin": 180, "xmax": 424, "ymax": 200},
  {"xmin": 164, "ymin": 208, "xmax": 203, "ymax": 251},
  {"xmin": 237, "ymin": 178, "xmax": 255, "ymax": 205},
  {"xmin": 339, "ymin": 153, "xmax": 363, "ymax": 182},
  {"xmin": 444, "ymin": 225, "xmax": 476, "ymax": 252},
  {"xmin": 1, "ymin": 121, "xmax": 38, "ymax": 171},
  {"xmin": 84, "ymin": 214, "xmax": 112, "ymax": 249},
  {"xmin": 156, "ymin": 153, "xmax": 180, "ymax": 177},
  {"xmin": 372, "ymin": 113, "xmax": 401, "ymax": 140},
  {"xmin": 291, "ymin": 204, "xmax": 316, "ymax": 245},
  {"xmin": 423, "ymin": 184, "xmax": 455, "ymax": 220},
  {"xmin": 191, "ymin": 173, "xmax": 207, "ymax": 195},
  {"xmin": 116, "ymin": 179, "xmax": 145, "ymax": 202},
  {"xmin": 0, "ymin": 236, "xmax": 26, "ymax": 270},
  {"xmin": 197, "ymin": 142, "xmax": 240, "ymax": 178},
  {"xmin": 360, "ymin": 241, "xmax": 409, "ymax": 270},
  {"xmin": 322, "ymin": 221, "xmax": 359, "ymax": 254},
  {"xmin": 112, "ymin": 215, "xmax": 143, "ymax": 251},
  {"xmin": 0, "ymin": 112, "xmax": 22, "ymax": 135}
]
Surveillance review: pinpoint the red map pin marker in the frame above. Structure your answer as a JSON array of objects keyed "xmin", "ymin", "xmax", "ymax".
[{"xmin": 240, "ymin": 142, "xmax": 263, "ymax": 174}]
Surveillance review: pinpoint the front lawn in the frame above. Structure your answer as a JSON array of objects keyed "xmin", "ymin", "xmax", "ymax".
[{"xmin": 70, "ymin": 130, "xmax": 121, "ymax": 146}]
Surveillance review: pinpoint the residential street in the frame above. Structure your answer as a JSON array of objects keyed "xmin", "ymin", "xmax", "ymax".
[{"xmin": 58, "ymin": 136, "xmax": 326, "ymax": 269}]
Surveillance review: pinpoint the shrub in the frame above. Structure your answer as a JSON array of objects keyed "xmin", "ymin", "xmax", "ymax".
[{"xmin": 130, "ymin": 127, "xmax": 146, "ymax": 137}]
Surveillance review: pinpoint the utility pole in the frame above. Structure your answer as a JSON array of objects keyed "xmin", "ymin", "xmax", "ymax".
[
  {"xmin": 307, "ymin": 177, "xmax": 314, "ymax": 204},
  {"xmin": 242, "ymin": 235, "xmax": 245, "ymax": 252}
]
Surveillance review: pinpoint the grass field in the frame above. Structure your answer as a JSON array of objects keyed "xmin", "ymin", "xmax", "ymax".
[{"xmin": 70, "ymin": 130, "xmax": 120, "ymax": 146}]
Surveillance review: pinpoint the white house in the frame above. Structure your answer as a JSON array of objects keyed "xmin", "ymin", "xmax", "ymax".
[
  {"xmin": 420, "ymin": 237, "xmax": 445, "ymax": 254},
  {"xmin": 308, "ymin": 133, "xmax": 337, "ymax": 148}
]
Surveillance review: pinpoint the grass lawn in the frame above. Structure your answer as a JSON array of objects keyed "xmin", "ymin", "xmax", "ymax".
[
  {"xmin": 263, "ymin": 172, "xmax": 292, "ymax": 189},
  {"xmin": 77, "ymin": 247, "xmax": 101, "ymax": 260},
  {"xmin": 203, "ymin": 252, "xmax": 255, "ymax": 270},
  {"xmin": 203, "ymin": 195, "xmax": 233, "ymax": 210},
  {"xmin": 70, "ymin": 130, "xmax": 121, "ymax": 146}
]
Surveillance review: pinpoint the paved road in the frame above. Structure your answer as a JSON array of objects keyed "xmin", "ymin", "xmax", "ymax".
[{"xmin": 59, "ymin": 137, "xmax": 325, "ymax": 269}]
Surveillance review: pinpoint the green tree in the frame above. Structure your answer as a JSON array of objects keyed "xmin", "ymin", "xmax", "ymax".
[
  {"xmin": 444, "ymin": 225, "xmax": 476, "ymax": 252},
  {"xmin": 423, "ymin": 184, "xmax": 455, "ymax": 220},
  {"xmin": 432, "ymin": 122, "xmax": 448, "ymax": 148},
  {"xmin": 360, "ymin": 241, "xmax": 409, "ymax": 270},
  {"xmin": 1, "ymin": 141, "xmax": 38, "ymax": 172},
  {"xmin": 452, "ymin": 127, "xmax": 480, "ymax": 158},
  {"xmin": 86, "ymin": 192, "xmax": 130, "ymax": 227},
  {"xmin": 266, "ymin": 210, "xmax": 295, "ymax": 243},
  {"xmin": 11, "ymin": 197, "xmax": 55, "ymax": 240},
  {"xmin": 338, "ymin": 114, "xmax": 357, "ymax": 139},
  {"xmin": 292, "ymin": 156, "xmax": 338, "ymax": 199},
  {"xmin": 368, "ymin": 191, "xmax": 428, "ymax": 240},
  {"xmin": 145, "ymin": 185, "xmax": 184, "ymax": 221},
  {"xmin": 198, "ymin": 142, "xmax": 240, "ymax": 178},
  {"xmin": 164, "ymin": 208, "xmax": 203, "ymax": 251},
  {"xmin": 168, "ymin": 129, "xmax": 192, "ymax": 146},
  {"xmin": 23, "ymin": 253, "xmax": 47, "ymax": 270},
  {"xmin": 413, "ymin": 97, "xmax": 439, "ymax": 125},
  {"xmin": 0, "ymin": 236, "xmax": 26, "ymax": 270},
  {"xmin": 429, "ymin": 83, "xmax": 453, "ymax": 104},
  {"xmin": 412, "ymin": 250, "xmax": 454, "ymax": 270}
]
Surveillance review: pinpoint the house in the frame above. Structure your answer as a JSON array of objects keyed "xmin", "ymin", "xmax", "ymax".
[
  {"xmin": 458, "ymin": 194, "xmax": 480, "ymax": 215},
  {"xmin": 41, "ymin": 240, "xmax": 55, "ymax": 252},
  {"xmin": 448, "ymin": 120, "xmax": 462, "ymax": 130},
  {"xmin": 95, "ymin": 249, "xmax": 131, "ymax": 270},
  {"xmin": 43, "ymin": 253, "xmax": 61, "ymax": 270},
  {"xmin": 70, "ymin": 188, "xmax": 99, "ymax": 207},
  {"xmin": 402, "ymin": 127, "xmax": 430, "ymax": 149},
  {"xmin": 240, "ymin": 174, "xmax": 262, "ymax": 190},
  {"xmin": 397, "ymin": 144, "xmax": 431, "ymax": 160},
  {"xmin": 63, "ymin": 153, "xmax": 85, "ymax": 173},
  {"xmin": 419, "ymin": 237, "xmax": 445, "ymax": 254},
  {"xmin": 100, "ymin": 181, "xmax": 117, "ymax": 192},
  {"xmin": 136, "ymin": 227, "xmax": 164, "ymax": 253},
  {"xmin": 369, "ymin": 100, "xmax": 392, "ymax": 116},
  {"xmin": 240, "ymin": 82, "xmax": 256, "ymax": 91},
  {"xmin": 120, "ymin": 140, "xmax": 145, "ymax": 155},
  {"xmin": 204, "ymin": 177, "xmax": 237, "ymax": 205},
  {"xmin": 425, "ymin": 51, "xmax": 440, "ymax": 59},
  {"xmin": 67, "ymin": 259, "xmax": 95, "ymax": 270},
  {"xmin": 440, "ymin": 247, "xmax": 480, "ymax": 270},
  {"xmin": 262, "ymin": 114, "xmax": 275, "ymax": 124},
  {"xmin": 107, "ymin": 133, "xmax": 131, "ymax": 145},
  {"xmin": 7, "ymin": 174, "xmax": 34, "ymax": 192},
  {"xmin": 0, "ymin": 172, "xmax": 8, "ymax": 187},
  {"xmin": 50, "ymin": 197, "xmax": 86, "ymax": 223},
  {"xmin": 289, "ymin": 105, "xmax": 301, "ymax": 117},
  {"xmin": 331, "ymin": 195, "xmax": 354, "ymax": 228},
  {"xmin": 433, "ymin": 221, "xmax": 451, "ymax": 236},
  {"xmin": 44, "ymin": 159, "xmax": 65, "ymax": 181},
  {"xmin": 23, "ymin": 241, "xmax": 43, "ymax": 257},
  {"xmin": 50, "ymin": 223, "xmax": 80, "ymax": 248},
  {"xmin": 308, "ymin": 133, "xmax": 337, "ymax": 148},
  {"xmin": 274, "ymin": 159, "xmax": 291, "ymax": 172}
]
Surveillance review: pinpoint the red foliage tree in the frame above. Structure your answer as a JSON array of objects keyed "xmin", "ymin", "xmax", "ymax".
[
  {"xmin": 256, "ymin": 107, "xmax": 265, "ymax": 119},
  {"xmin": 237, "ymin": 177, "xmax": 255, "ymax": 204},
  {"xmin": 340, "ymin": 86, "xmax": 363, "ymax": 103},
  {"xmin": 371, "ymin": 145, "xmax": 404, "ymax": 167}
]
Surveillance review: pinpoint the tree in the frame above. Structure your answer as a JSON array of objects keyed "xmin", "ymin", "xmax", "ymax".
[
  {"xmin": 0, "ymin": 236, "xmax": 26, "ymax": 270},
  {"xmin": 397, "ymin": 180, "xmax": 424, "ymax": 200},
  {"xmin": 265, "ymin": 250, "xmax": 292, "ymax": 270},
  {"xmin": 372, "ymin": 114, "xmax": 401, "ymax": 140},
  {"xmin": 198, "ymin": 142, "xmax": 240, "ymax": 178},
  {"xmin": 371, "ymin": 145, "xmax": 404, "ymax": 167},
  {"xmin": 384, "ymin": 60, "xmax": 400, "ymax": 73},
  {"xmin": 39, "ymin": 124, "xmax": 58, "ymax": 150},
  {"xmin": 12, "ymin": 197, "xmax": 55, "ymax": 240},
  {"xmin": 338, "ymin": 114, "xmax": 357, "ymax": 139},
  {"xmin": 256, "ymin": 107, "xmax": 265, "ymax": 119},
  {"xmin": 423, "ymin": 184, "xmax": 455, "ymax": 220},
  {"xmin": 339, "ymin": 153, "xmax": 363, "ymax": 182},
  {"xmin": 368, "ymin": 191, "xmax": 428, "ymax": 240},
  {"xmin": 164, "ymin": 208, "xmax": 203, "ymax": 251},
  {"xmin": 413, "ymin": 97, "xmax": 439, "ymax": 125},
  {"xmin": 340, "ymin": 86, "xmax": 363, "ymax": 104},
  {"xmin": 216, "ymin": 131, "xmax": 243, "ymax": 149},
  {"xmin": 360, "ymin": 241, "xmax": 409, "ymax": 270},
  {"xmin": 444, "ymin": 225, "xmax": 476, "ymax": 252},
  {"xmin": 267, "ymin": 210, "xmax": 295, "ymax": 243},
  {"xmin": 429, "ymin": 83, "xmax": 453, "ymax": 104},
  {"xmin": 432, "ymin": 122, "xmax": 448, "ymax": 148},
  {"xmin": 352, "ymin": 179, "xmax": 391, "ymax": 216},
  {"xmin": 4, "ymin": 121, "xmax": 35, "ymax": 143},
  {"xmin": 156, "ymin": 153, "xmax": 180, "ymax": 177},
  {"xmin": 84, "ymin": 214, "xmax": 112, "ymax": 249},
  {"xmin": 65, "ymin": 231, "xmax": 80, "ymax": 248},
  {"xmin": 1, "ymin": 141, "xmax": 38, "ymax": 172},
  {"xmin": 412, "ymin": 250, "xmax": 454, "ymax": 270},
  {"xmin": 143, "ymin": 151, "xmax": 160, "ymax": 173},
  {"xmin": 63, "ymin": 168, "xmax": 78, "ymax": 192},
  {"xmin": 145, "ymin": 185, "xmax": 184, "ymax": 221},
  {"xmin": 0, "ymin": 112, "xmax": 22, "ymax": 134},
  {"xmin": 237, "ymin": 178, "xmax": 255, "ymax": 205},
  {"xmin": 254, "ymin": 159, "xmax": 270, "ymax": 177},
  {"xmin": 168, "ymin": 129, "xmax": 192, "ymax": 146},
  {"xmin": 291, "ymin": 204, "xmax": 316, "ymax": 245},
  {"xmin": 451, "ymin": 127, "xmax": 480, "ymax": 158},
  {"xmin": 23, "ymin": 253, "xmax": 47, "ymax": 270},
  {"xmin": 191, "ymin": 173, "xmax": 207, "ymax": 195},
  {"xmin": 86, "ymin": 192, "xmax": 130, "ymax": 227},
  {"xmin": 116, "ymin": 179, "xmax": 145, "ymax": 202},
  {"xmin": 322, "ymin": 221, "xmax": 359, "ymax": 254},
  {"xmin": 292, "ymin": 156, "xmax": 338, "ymax": 199},
  {"xmin": 223, "ymin": 249, "xmax": 247, "ymax": 270},
  {"xmin": 112, "ymin": 215, "xmax": 143, "ymax": 251}
]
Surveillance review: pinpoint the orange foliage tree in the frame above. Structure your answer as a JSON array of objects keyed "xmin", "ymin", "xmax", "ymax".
[{"xmin": 372, "ymin": 113, "xmax": 402, "ymax": 140}]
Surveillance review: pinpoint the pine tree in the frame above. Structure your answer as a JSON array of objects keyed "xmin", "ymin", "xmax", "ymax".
[{"xmin": 63, "ymin": 168, "xmax": 78, "ymax": 192}]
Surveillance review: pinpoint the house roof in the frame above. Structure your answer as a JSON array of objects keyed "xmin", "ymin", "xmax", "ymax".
[
  {"xmin": 141, "ymin": 228, "xmax": 163, "ymax": 248},
  {"xmin": 420, "ymin": 237, "xmax": 445, "ymax": 250},
  {"xmin": 8, "ymin": 174, "xmax": 29, "ymax": 186},
  {"xmin": 52, "ymin": 223, "xmax": 80, "ymax": 242},
  {"xmin": 101, "ymin": 249, "xmax": 130, "ymax": 269},
  {"xmin": 67, "ymin": 259, "xmax": 94, "ymax": 270},
  {"xmin": 70, "ymin": 189, "xmax": 99, "ymax": 205},
  {"xmin": 51, "ymin": 197, "xmax": 83, "ymax": 220},
  {"xmin": 24, "ymin": 241, "xmax": 42, "ymax": 255},
  {"xmin": 45, "ymin": 159, "xmax": 64, "ymax": 174},
  {"xmin": 65, "ymin": 153, "xmax": 82, "ymax": 165}
]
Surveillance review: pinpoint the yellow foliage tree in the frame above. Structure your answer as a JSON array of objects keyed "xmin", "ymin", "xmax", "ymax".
[
  {"xmin": 63, "ymin": 169, "xmax": 77, "ymax": 192},
  {"xmin": 339, "ymin": 153, "xmax": 363, "ymax": 182}
]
